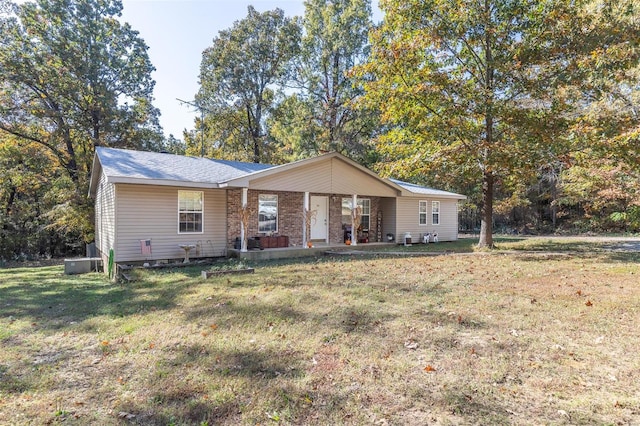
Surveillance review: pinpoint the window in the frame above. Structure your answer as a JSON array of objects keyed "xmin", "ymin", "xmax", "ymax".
[
  {"xmin": 419, "ymin": 201, "xmax": 428, "ymax": 225},
  {"xmin": 178, "ymin": 191, "xmax": 203, "ymax": 233},
  {"xmin": 360, "ymin": 198, "xmax": 371, "ymax": 231},
  {"xmin": 432, "ymin": 201, "xmax": 440, "ymax": 225},
  {"xmin": 258, "ymin": 194, "xmax": 278, "ymax": 233},
  {"xmin": 341, "ymin": 198, "xmax": 370, "ymax": 230}
]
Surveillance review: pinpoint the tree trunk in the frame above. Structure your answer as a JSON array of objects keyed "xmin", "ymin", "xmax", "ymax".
[
  {"xmin": 478, "ymin": 170, "xmax": 494, "ymax": 247},
  {"xmin": 479, "ymin": 2, "xmax": 494, "ymax": 249}
]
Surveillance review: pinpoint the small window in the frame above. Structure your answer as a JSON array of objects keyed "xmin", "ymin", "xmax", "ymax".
[
  {"xmin": 419, "ymin": 201, "xmax": 427, "ymax": 225},
  {"xmin": 178, "ymin": 191, "xmax": 203, "ymax": 233},
  {"xmin": 341, "ymin": 198, "xmax": 370, "ymax": 230},
  {"xmin": 432, "ymin": 201, "xmax": 440, "ymax": 225},
  {"xmin": 360, "ymin": 199, "xmax": 370, "ymax": 231},
  {"xmin": 258, "ymin": 194, "xmax": 278, "ymax": 233}
]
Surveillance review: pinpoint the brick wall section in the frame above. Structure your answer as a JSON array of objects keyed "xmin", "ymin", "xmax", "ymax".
[
  {"xmin": 328, "ymin": 195, "xmax": 381, "ymax": 244},
  {"xmin": 228, "ymin": 189, "xmax": 383, "ymax": 247},
  {"xmin": 226, "ymin": 189, "xmax": 240, "ymax": 247},
  {"xmin": 227, "ymin": 189, "xmax": 304, "ymax": 247},
  {"xmin": 370, "ymin": 197, "xmax": 381, "ymax": 242},
  {"xmin": 328, "ymin": 195, "xmax": 344, "ymax": 243}
]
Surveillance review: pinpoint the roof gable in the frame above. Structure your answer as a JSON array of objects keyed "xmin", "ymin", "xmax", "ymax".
[{"xmin": 224, "ymin": 153, "xmax": 403, "ymax": 197}]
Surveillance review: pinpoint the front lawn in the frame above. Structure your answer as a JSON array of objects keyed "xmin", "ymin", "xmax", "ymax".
[{"xmin": 1, "ymin": 241, "xmax": 639, "ymax": 424}]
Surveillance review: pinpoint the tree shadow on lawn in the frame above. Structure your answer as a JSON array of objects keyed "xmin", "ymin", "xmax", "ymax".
[
  {"xmin": 117, "ymin": 343, "xmax": 335, "ymax": 425},
  {"xmin": 440, "ymin": 385, "xmax": 513, "ymax": 425},
  {"xmin": 0, "ymin": 266, "xmax": 194, "ymax": 331},
  {"xmin": 121, "ymin": 339, "xmax": 405, "ymax": 425}
]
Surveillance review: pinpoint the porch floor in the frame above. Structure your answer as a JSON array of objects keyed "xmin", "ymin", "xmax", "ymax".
[{"xmin": 228, "ymin": 242, "xmax": 395, "ymax": 261}]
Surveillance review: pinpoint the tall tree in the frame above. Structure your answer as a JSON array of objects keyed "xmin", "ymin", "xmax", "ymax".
[
  {"xmin": 359, "ymin": 0, "xmax": 640, "ymax": 247},
  {"xmin": 284, "ymin": 0, "xmax": 376, "ymax": 162},
  {"xmin": 0, "ymin": 0, "xmax": 161, "ymax": 243},
  {"xmin": 197, "ymin": 6, "xmax": 300, "ymax": 163}
]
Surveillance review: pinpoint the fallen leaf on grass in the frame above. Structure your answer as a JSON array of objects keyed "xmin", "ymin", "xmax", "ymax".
[
  {"xmin": 118, "ymin": 412, "xmax": 136, "ymax": 420},
  {"xmin": 210, "ymin": 324, "xmax": 218, "ymax": 330},
  {"xmin": 424, "ymin": 365, "xmax": 436, "ymax": 372},
  {"xmin": 404, "ymin": 340, "xmax": 419, "ymax": 350}
]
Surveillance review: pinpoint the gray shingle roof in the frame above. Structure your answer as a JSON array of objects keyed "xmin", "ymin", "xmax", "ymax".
[
  {"xmin": 389, "ymin": 178, "xmax": 466, "ymax": 199},
  {"xmin": 93, "ymin": 147, "xmax": 465, "ymax": 200},
  {"xmin": 96, "ymin": 147, "xmax": 273, "ymax": 186}
]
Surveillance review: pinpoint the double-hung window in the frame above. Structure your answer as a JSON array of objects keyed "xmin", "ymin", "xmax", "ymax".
[
  {"xmin": 341, "ymin": 198, "xmax": 370, "ymax": 230},
  {"xmin": 178, "ymin": 191, "xmax": 203, "ymax": 233},
  {"xmin": 432, "ymin": 201, "xmax": 440, "ymax": 225},
  {"xmin": 359, "ymin": 199, "xmax": 371, "ymax": 231},
  {"xmin": 258, "ymin": 194, "xmax": 278, "ymax": 233},
  {"xmin": 419, "ymin": 201, "xmax": 428, "ymax": 225}
]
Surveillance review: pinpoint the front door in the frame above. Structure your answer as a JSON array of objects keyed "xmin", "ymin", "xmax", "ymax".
[{"xmin": 310, "ymin": 196, "xmax": 328, "ymax": 241}]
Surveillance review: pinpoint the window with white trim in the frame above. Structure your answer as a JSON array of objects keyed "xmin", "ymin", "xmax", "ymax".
[
  {"xmin": 178, "ymin": 191, "xmax": 203, "ymax": 233},
  {"xmin": 419, "ymin": 201, "xmax": 428, "ymax": 225},
  {"xmin": 432, "ymin": 201, "xmax": 440, "ymax": 225},
  {"xmin": 342, "ymin": 198, "xmax": 370, "ymax": 230},
  {"xmin": 360, "ymin": 198, "xmax": 370, "ymax": 231},
  {"xmin": 258, "ymin": 194, "xmax": 278, "ymax": 233}
]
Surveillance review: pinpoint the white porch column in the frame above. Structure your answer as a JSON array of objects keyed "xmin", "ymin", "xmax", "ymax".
[
  {"xmin": 240, "ymin": 187, "xmax": 248, "ymax": 252},
  {"xmin": 351, "ymin": 194, "xmax": 358, "ymax": 246},
  {"xmin": 303, "ymin": 192, "xmax": 310, "ymax": 248}
]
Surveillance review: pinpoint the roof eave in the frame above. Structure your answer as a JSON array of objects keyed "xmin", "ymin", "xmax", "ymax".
[
  {"xmin": 88, "ymin": 152, "xmax": 102, "ymax": 198},
  {"xmin": 107, "ymin": 176, "xmax": 220, "ymax": 189}
]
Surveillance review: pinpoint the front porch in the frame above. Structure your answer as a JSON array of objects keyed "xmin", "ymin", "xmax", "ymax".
[
  {"xmin": 228, "ymin": 188, "xmax": 395, "ymax": 251},
  {"xmin": 228, "ymin": 241, "xmax": 394, "ymax": 261}
]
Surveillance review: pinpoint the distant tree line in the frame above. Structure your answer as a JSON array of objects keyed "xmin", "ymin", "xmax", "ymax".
[{"xmin": 1, "ymin": 0, "xmax": 639, "ymax": 261}]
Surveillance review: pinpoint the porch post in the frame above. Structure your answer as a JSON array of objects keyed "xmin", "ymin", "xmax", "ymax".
[
  {"xmin": 303, "ymin": 192, "xmax": 310, "ymax": 248},
  {"xmin": 352, "ymin": 194, "xmax": 358, "ymax": 246},
  {"xmin": 241, "ymin": 187, "xmax": 248, "ymax": 252}
]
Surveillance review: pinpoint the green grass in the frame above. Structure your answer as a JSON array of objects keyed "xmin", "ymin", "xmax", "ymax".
[{"xmin": 1, "ymin": 238, "xmax": 639, "ymax": 425}]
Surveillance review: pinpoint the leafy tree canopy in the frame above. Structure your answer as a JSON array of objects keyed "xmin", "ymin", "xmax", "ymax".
[
  {"xmin": 195, "ymin": 6, "xmax": 300, "ymax": 163},
  {"xmin": 358, "ymin": 0, "xmax": 640, "ymax": 246},
  {"xmin": 0, "ymin": 0, "xmax": 162, "ymax": 247},
  {"xmin": 284, "ymin": 0, "xmax": 377, "ymax": 163}
]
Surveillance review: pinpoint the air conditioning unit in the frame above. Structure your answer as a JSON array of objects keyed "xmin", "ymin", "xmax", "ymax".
[{"xmin": 64, "ymin": 257, "xmax": 102, "ymax": 275}]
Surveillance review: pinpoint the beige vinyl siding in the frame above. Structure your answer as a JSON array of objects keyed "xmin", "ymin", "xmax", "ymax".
[
  {"xmin": 250, "ymin": 157, "xmax": 398, "ymax": 197},
  {"xmin": 114, "ymin": 184, "xmax": 227, "ymax": 262},
  {"xmin": 95, "ymin": 171, "xmax": 116, "ymax": 259},
  {"xmin": 379, "ymin": 198, "xmax": 397, "ymax": 242},
  {"xmin": 394, "ymin": 197, "xmax": 459, "ymax": 242}
]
